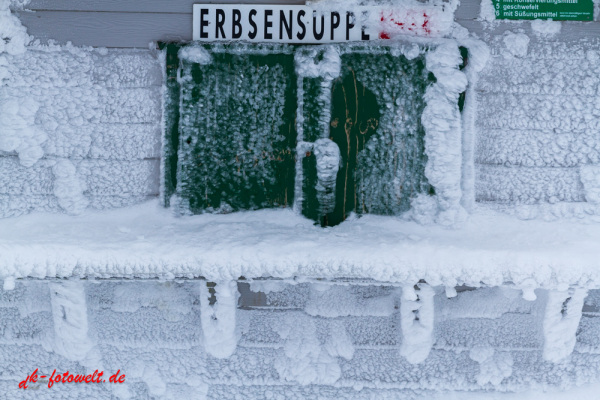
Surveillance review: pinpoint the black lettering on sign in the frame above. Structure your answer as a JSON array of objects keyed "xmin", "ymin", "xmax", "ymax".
[
  {"xmin": 280, "ymin": 10, "xmax": 293, "ymax": 40},
  {"xmin": 248, "ymin": 9, "xmax": 258, "ymax": 39},
  {"xmin": 200, "ymin": 8, "xmax": 209, "ymax": 39},
  {"xmin": 232, "ymin": 9, "xmax": 242, "ymax": 39},
  {"xmin": 346, "ymin": 11, "xmax": 354, "ymax": 40},
  {"xmin": 264, "ymin": 10, "xmax": 273, "ymax": 40},
  {"xmin": 331, "ymin": 12, "xmax": 340, "ymax": 40},
  {"xmin": 216, "ymin": 9, "xmax": 226, "ymax": 38},
  {"xmin": 361, "ymin": 11, "xmax": 370, "ymax": 40},
  {"xmin": 313, "ymin": 11, "xmax": 324, "ymax": 40},
  {"xmin": 297, "ymin": 10, "xmax": 306, "ymax": 40}
]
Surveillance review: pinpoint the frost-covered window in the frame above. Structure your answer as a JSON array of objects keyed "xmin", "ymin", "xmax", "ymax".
[{"xmin": 163, "ymin": 44, "xmax": 432, "ymax": 226}]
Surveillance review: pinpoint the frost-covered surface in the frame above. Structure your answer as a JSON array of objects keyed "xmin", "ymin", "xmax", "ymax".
[
  {"xmin": 0, "ymin": 0, "xmax": 29, "ymax": 55},
  {"xmin": 199, "ymin": 281, "xmax": 239, "ymax": 359},
  {"xmin": 1, "ymin": 200, "xmax": 600, "ymax": 292},
  {"xmin": 474, "ymin": 35, "xmax": 600, "ymax": 220},
  {"xmin": 2, "ymin": 280, "xmax": 600, "ymax": 398},
  {"xmin": 174, "ymin": 46, "xmax": 296, "ymax": 214},
  {"xmin": 421, "ymin": 42, "xmax": 468, "ymax": 224},
  {"xmin": 312, "ymin": 138, "xmax": 341, "ymax": 214},
  {"xmin": 542, "ymin": 289, "xmax": 586, "ymax": 363},
  {"xmin": 0, "ymin": 27, "xmax": 162, "ymax": 217},
  {"xmin": 399, "ymin": 283, "xmax": 435, "ymax": 364}
]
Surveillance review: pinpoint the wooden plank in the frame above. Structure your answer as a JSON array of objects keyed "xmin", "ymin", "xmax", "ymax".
[
  {"xmin": 476, "ymin": 129, "xmax": 600, "ymax": 168},
  {"xmin": 475, "ymin": 164, "xmax": 584, "ymax": 204},
  {"xmin": 27, "ymin": 0, "xmax": 304, "ymax": 13},
  {"xmin": 454, "ymin": 0, "xmax": 481, "ymax": 20},
  {"xmin": 0, "ymin": 157, "xmax": 160, "ymax": 196},
  {"xmin": 17, "ymin": 10, "xmax": 193, "ymax": 47},
  {"xmin": 4, "ymin": 50, "xmax": 162, "ymax": 88}
]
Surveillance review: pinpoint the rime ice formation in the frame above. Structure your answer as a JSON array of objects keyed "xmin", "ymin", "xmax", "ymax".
[
  {"xmin": 580, "ymin": 165, "xmax": 600, "ymax": 204},
  {"xmin": 473, "ymin": 36, "xmax": 600, "ymax": 221},
  {"xmin": 305, "ymin": 284, "xmax": 397, "ymax": 317},
  {"xmin": 469, "ymin": 347, "xmax": 514, "ymax": 386},
  {"xmin": 502, "ymin": 33, "xmax": 530, "ymax": 58},
  {"xmin": 0, "ymin": 0, "xmax": 30, "ymax": 55},
  {"xmin": 4, "ymin": 2, "xmax": 600, "ymax": 398},
  {"xmin": 530, "ymin": 20, "xmax": 561, "ymax": 37},
  {"xmin": 400, "ymin": 283, "xmax": 435, "ymax": 364},
  {"xmin": 294, "ymin": 45, "xmax": 341, "ymax": 80},
  {"xmin": 543, "ymin": 289, "xmax": 586, "ymax": 363},
  {"xmin": 199, "ymin": 281, "xmax": 239, "ymax": 359},
  {"xmin": 178, "ymin": 45, "xmax": 212, "ymax": 65},
  {"xmin": 421, "ymin": 42, "xmax": 468, "ymax": 225},
  {"xmin": 52, "ymin": 159, "xmax": 89, "ymax": 215},
  {"xmin": 49, "ymin": 281, "xmax": 102, "ymax": 370},
  {"xmin": 312, "ymin": 138, "xmax": 341, "ymax": 214},
  {"xmin": 0, "ymin": 97, "xmax": 46, "ymax": 167},
  {"xmin": 6, "ymin": 280, "xmax": 600, "ymax": 398},
  {"xmin": 0, "ymin": 47, "xmax": 162, "ymax": 217},
  {"xmin": 458, "ymin": 38, "xmax": 490, "ymax": 212},
  {"xmin": 2, "ymin": 276, "xmax": 15, "ymax": 290},
  {"xmin": 273, "ymin": 311, "xmax": 353, "ymax": 385}
]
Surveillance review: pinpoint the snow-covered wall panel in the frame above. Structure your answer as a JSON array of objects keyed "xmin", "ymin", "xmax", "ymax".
[
  {"xmin": 476, "ymin": 165, "xmax": 584, "ymax": 204},
  {"xmin": 0, "ymin": 48, "xmax": 162, "ymax": 218},
  {"xmin": 473, "ymin": 34, "xmax": 600, "ymax": 211},
  {"xmin": 2, "ymin": 280, "xmax": 600, "ymax": 397},
  {"xmin": 2, "ymin": 50, "xmax": 163, "ymax": 88}
]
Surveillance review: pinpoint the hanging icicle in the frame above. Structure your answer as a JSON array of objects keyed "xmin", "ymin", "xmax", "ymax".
[
  {"xmin": 399, "ymin": 283, "xmax": 435, "ymax": 364},
  {"xmin": 199, "ymin": 280, "xmax": 240, "ymax": 359}
]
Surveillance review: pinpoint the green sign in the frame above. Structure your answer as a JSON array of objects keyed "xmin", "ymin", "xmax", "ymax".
[{"xmin": 493, "ymin": 0, "xmax": 593, "ymax": 20}]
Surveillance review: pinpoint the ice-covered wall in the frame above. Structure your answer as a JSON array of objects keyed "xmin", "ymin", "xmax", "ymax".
[
  {"xmin": 472, "ymin": 26, "xmax": 600, "ymax": 219},
  {"xmin": 2, "ymin": 280, "xmax": 600, "ymax": 399},
  {"xmin": 5, "ymin": 0, "xmax": 600, "ymax": 222},
  {"xmin": 0, "ymin": 46, "xmax": 162, "ymax": 217}
]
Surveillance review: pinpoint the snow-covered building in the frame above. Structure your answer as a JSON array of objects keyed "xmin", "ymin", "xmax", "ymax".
[{"xmin": 2, "ymin": 0, "xmax": 600, "ymax": 398}]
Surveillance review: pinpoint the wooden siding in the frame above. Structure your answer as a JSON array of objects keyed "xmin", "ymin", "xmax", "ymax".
[
  {"xmin": 18, "ymin": 0, "xmax": 304, "ymax": 48},
  {"xmin": 13, "ymin": 0, "xmax": 600, "ymax": 48}
]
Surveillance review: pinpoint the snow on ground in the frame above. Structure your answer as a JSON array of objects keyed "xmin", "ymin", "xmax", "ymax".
[{"xmin": 0, "ymin": 199, "xmax": 599, "ymax": 291}]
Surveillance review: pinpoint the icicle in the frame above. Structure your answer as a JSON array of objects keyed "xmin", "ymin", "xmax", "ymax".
[
  {"xmin": 421, "ymin": 43, "xmax": 468, "ymax": 225},
  {"xmin": 519, "ymin": 278, "xmax": 538, "ymax": 301},
  {"xmin": 199, "ymin": 280, "xmax": 240, "ymax": 359},
  {"xmin": 399, "ymin": 283, "xmax": 435, "ymax": 364},
  {"xmin": 49, "ymin": 281, "xmax": 101, "ymax": 368},
  {"xmin": 542, "ymin": 288, "xmax": 587, "ymax": 363},
  {"xmin": 445, "ymin": 286, "xmax": 457, "ymax": 298},
  {"xmin": 313, "ymin": 138, "xmax": 341, "ymax": 214}
]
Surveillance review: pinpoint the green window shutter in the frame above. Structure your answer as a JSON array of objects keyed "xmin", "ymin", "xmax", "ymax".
[
  {"xmin": 174, "ymin": 45, "xmax": 297, "ymax": 214},
  {"xmin": 163, "ymin": 44, "xmax": 434, "ymax": 225},
  {"xmin": 301, "ymin": 49, "xmax": 433, "ymax": 226}
]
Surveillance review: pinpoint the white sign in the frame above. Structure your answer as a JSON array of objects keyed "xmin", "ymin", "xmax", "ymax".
[{"xmin": 192, "ymin": 4, "xmax": 451, "ymax": 43}]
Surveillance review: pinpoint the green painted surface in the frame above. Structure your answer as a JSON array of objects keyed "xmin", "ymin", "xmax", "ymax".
[
  {"xmin": 161, "ymin": 43, "xmax": 181, "ymax": 207},
  {"xmin": 320, "ymin": 51, "xmax": 432, "ymax": 226},
  {"xmin": 163, "ymin": 44, "xmax": 435, "ymax": 225},
  {"xmin": 176, "ymin": 46, "xmax": 296, "ymax": 213},
  {"xmin": 492, "ymin": 0, "xmax": 593, "ymax": 20}
]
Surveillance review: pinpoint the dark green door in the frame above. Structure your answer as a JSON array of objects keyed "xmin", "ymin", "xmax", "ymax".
[{"xmin": 326, "ymin": 72, "xmax": 380, "ymax": 226}]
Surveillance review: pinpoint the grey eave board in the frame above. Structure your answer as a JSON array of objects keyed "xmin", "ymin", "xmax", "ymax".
[
  {"xmin": 18, "ymin": 0, "xmax": 600, "ymax": 48},
  {"xmin": 18, "ymin": 11, "xmax": 193, "ymax": 48},
  {"xmin": 26, "ymin": 0, "xmax": 305, "ymax": 13}
]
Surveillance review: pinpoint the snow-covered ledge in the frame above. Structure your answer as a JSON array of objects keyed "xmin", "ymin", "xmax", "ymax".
[{"xmin": 1, "ymin": 200, "xmax": 599, "ymax": 293}]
